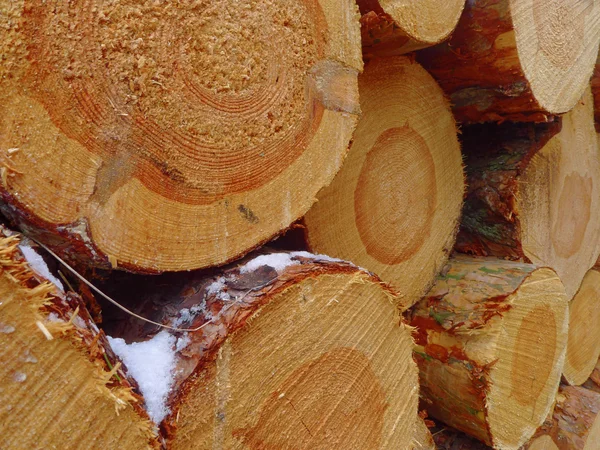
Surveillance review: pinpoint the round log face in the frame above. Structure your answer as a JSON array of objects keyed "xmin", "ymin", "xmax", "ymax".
[
  {"xmin": 519, "ymin": 88, "xmax": 600, "ymax": 299},
  {"xmin": 487, "ymin": 268, "xmax": 568, "ymax": 449},
  {"xmin": 512, "ymin": 0, "xmax": 600, "ymax": 114},
  {"xmin": 527, "ymin": 435, "xmax": 559, "ymax": 450},
  {"xmin": 169, "ymin": 272, "xmax": 418, "ymax": 449},
  {"xmin": 304, "ymin": 56, "xmax": 464, "ymax": 308},
  {"xmin": 358, "ymin": 0, "xmax": 466, "ymax": 56},
  {"xmin": 0, "ymin": 0, "xmax": 361, "ymax": 272},
  {"xmin": 0, "ymin": 236, "xmax": 155, "ymax": 449},
  {"xmin": 410, "ymin": 257, "xmax": 569, "ymax": 449},
  {"xmin": 378, "ymin": 0, "xmax": 466, "ymax": 43},
  {"xmin": 563, "ymin": 269, "xmax": 600, "ymax": 386}
]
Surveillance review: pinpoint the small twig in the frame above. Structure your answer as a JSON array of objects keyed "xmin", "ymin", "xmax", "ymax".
[
  {"xmin": 57, "ymin": 270, "xmax": 75, "ymax": 292},
  {"xmin": 29, "ymin": 238, "xmax": 230, "ymax": 333}
]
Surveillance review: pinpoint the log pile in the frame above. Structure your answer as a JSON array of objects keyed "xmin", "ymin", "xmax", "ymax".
[{"xmin": 2, "ymin": 1, "xmax": 600, "ymax": 449}]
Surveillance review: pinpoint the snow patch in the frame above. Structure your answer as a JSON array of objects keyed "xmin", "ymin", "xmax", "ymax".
[
  {"xmin": 289, "ymin": 251, "xmax": 346, "ymax": 264},
  {"xmin": 20, "ymin": 349, "xmax": 38, "ymax": 364},
  {"xmin": 18, "ymin": 244, "xmax": 64, "ymax": 291},
  {"xmin": 46, "ymin": 312, "xmax": 64, "ymax": 323},
  {"xmin": 172, "ymin": 304, "xmax": 204, "ymax": 327},
  {"xmin": 207, "ymin": 277, "xmax": 231, "ymax": 301},
  {"xmin": 176, "ymin": 333, "xmax": 190, "ymax": 352},
  {"xmin": 240, "ymin": 253, "xmax": 300, "ymax": 274},
  {"xmin": 107, "ymin": 331, "xmax": 177, "ymax": 424},
  {"xmin": 239, "ymin": 251, "xmax": 351, "ymax": 275},
  {"xmin": 72, "ymin": 315, "xmax": 87, "ymax": 329}
]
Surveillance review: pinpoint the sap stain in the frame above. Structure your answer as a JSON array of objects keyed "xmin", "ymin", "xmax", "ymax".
[{"xmin": 238, "ymin": 205, "xmax": 259, "ymax": 224}]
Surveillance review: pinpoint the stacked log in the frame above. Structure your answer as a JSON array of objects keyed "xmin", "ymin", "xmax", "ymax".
[
  {"xmin": 414, "ymin": 417, "xmax": 436, "ymax": 450},
  {"xmin": 418, "ymin": 0, "xmax": 600, "ymax": 123},
  {"xmin": 0, "ymin": 232, "xmax": 157, "ymax": 449},
  {"xmin": 455, "ymin": 87, "xmax": 600, "ymax": 300},
  {"xmin": 303, "ymin": 56, "xmax": 464, "ymax": 308},
  {"xmin": 525, "ymin": 385, "xmax": 600, "ymax": 449},
  {"xmin": 407, "ymin": 256, "xmax": 569, "ymax": 448},
  {"xmin": 0, "ymin": 0, "xmax": 362, "ymax": 273},
  {"xmin": 104, "ymin": 252, "xmax": 419, "ymax": 449},
  {"xmin": 563, "ymin": 269, "xmax": 600, "ymax": 386},
  {"xmin": 358, "ymin": 0, "xmax": 466, "ymax": 57}
]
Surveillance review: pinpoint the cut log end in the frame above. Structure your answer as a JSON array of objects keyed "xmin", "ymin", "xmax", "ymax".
[
  {"xmin": 563, "ymin": 269, "xmax": 600, "ymax": 386},
  {"xmin": 457, "ymin": 88, "xmax": 600, "ymax": 300},
  {"xmin": 304, "ymin": 56, "xmax": 464, "ymax": 308},
  {"xmin": 103, "ymin": 253, "xmax": 418, "ymax": 449},
  {"xmin": 486, "ymin": 267, "xmax": 567, "ymax": 449},
  {"xmin": 526, "ymin": 435, "xmax": 558, "ymax": 450},
  {"xmin": 413, "ymin": 417, "xmax": 436, "ymax": 450},
  {"xmin": 418, "ymin": 0, "xmax": 600, "ymax": 122},
  {"xmin": 169, "ymin": 269, "xmax": 417, "ymax": 449},
  {"xmin": 0, "ymin": 233, "xmax": 156, "ymax": 449},
  {"xmin": 410, "ymin": 257, "xmax": 568, "ymax": 449},
  {"xmin": 513, "ymin": 0, "xmax": 600, "ymax": 114},
  {"xmin": 358, "ymin": 0, "xmax": 466, "ymax": 56},
  {"xmin": 0, "ymin": 0, "xmax": 362, "ymax": 272},
  {"xmin": 525, "ymin": 384, "xmax": 600, "ymax": 449},
  {"xmin": 519, "ymin": 89, "xmax": 600, "ymax": 298}
]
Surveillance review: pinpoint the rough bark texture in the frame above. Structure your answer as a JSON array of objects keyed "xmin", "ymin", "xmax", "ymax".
[
  {"xmin": 433, "ymin": 426, "xmax": 492, "ymax": 450},
  {"xmin": 357, "ymin": 0, "xmax": 465, "ymax": 58},
  {"xmin": 456, "ymin": 120, "xmax": 561, "ymax": 259},
  {"xmin": 455, "ymin": 89, "xmax": 600, "ymax": 300},
  {"xmin": 0, "ymin": 229, "xmax": 157, "ymax": 449},
  {"xmin": 407, "ymin": 256, "xmax": 569, "ymax": 449},
  {"xmin": 0, "ymin": 0, "xmax": 362, "ymax": 273},
  {"xmin": 524, "ymin": 385, "xmax": 600, "ymax": 450},
  {"xmin": 592, "ymin": 54, "xmax": 600, "ymax": 131},
  {"xmin": 418, "ymin": 0, "xmax": 600, "ymax": 123},
  {"xmin": 107, "ymin": 251, "xmax": 419, "ymax": 449}
]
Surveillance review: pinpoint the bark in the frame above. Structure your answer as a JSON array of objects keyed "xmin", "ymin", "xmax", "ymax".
[
  {"xmin": 107, "ymin": 251, "xmax": 419, "ymax": 449},
  {"xmin": 455, "ymin": 89, "xmax": 600, "ymax": 300},
  {"xmin": 455, "ymin": 120, "xmax": 561, "ymax": 259},
  {"xmin": 357, "ymin": 0, "xmax": 465, "ymax": 58},
  {"xmin": 0, "ymin": 0, "xmax": 362, "ymax": 273},
  {"xmin": 524, "ymin": 385, "xmax": 600, "ymax": 449},
  {"xmin": 407, "ymin": 256, "xmax": 569, "ymax": 449},
  {"xmin": 591, "ymin": 54, "xmax": 600, "ymax": 131},
  {"xmin": 417, "ymin": 0, "xmax": 600, "ymax": 123},
  {"xmin": 0, "ymin": 228, "xmax": 157, "ymax": 449}
]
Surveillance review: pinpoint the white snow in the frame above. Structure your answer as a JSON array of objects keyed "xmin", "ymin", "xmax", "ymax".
[
  {"xmin": 172, "ymin": 304, "xmax": 204, "ymax": 327},
  {"xmin": 72, "ymin": 315, "xmax": 87, "ymax": 329},
  {"xmin": 107, "ymin": 331, "xmax": 177, "ymax": 424},
  {"xmin": 207, "ymin": 277, "xmax": 231, "ymax": 301},
  {"xmin": 176, "ymin": 333, "xmax": 190, "ymax": 352},
  {"xmin": 46, "ymin": 312, "xmax": 64, "ymax": 323},
  {"xmin": 240, "ymin": 253, "xmax": 300, "ymax": 274},
  {"xmin": 207, "ymin": 277, "xmax": 226, "ymax": 294},
  {"xmin": 18, "ymin": 244, "xmax": 64, "ymax": 291},
  {"xmin": 239, "ymin": 251, "xmax": 351, "ymax": 275},
  {"xmin": 290, "ymin": 251, "xmax": 346, "ymax": 264}
]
